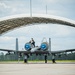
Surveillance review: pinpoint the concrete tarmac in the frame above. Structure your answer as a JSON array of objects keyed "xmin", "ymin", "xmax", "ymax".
[{"xmin": 0, "ymin": 64, "xmax": 75, "ymax": 75}]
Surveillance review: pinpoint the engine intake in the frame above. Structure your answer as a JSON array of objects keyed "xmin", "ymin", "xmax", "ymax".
[
  {"xmin": 40, "ymin": 42, "xmax": 48, "ymax": 51},
  {"xmin": 24, "ymin": 42, "xmax": 31, "ymax": 51}
]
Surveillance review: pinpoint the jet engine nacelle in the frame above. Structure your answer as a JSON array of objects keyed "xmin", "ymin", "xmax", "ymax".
[
  {"xmin": 40, "ymin": 42, "xmax": 49, "ymax": 51},
  {"xmin": 24, "ymin": 42, "xmax": 31, "ymax": 51}
]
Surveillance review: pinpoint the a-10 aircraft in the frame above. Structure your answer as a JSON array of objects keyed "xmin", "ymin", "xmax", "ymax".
[{"xmin": 0, "ymin": 38, "xmax": 75, "ymax": 63}]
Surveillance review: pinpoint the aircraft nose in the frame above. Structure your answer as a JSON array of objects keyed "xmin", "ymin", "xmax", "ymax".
[
  {"xmin": 31, "ymin": 47, "xmax": 40, "ymax": 52},
  {"xmin": 31, "ymin": 48, "xmax": 36, "ymax": 52}
]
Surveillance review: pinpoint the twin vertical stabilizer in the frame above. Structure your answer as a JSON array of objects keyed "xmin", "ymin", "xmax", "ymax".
[{"xmin": 16, "ymin": 38, "xmax": 18, "ymax": 51}]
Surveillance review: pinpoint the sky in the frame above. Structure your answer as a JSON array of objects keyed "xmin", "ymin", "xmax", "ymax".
[{"xmin": 0, "ymin": 0, "xmax": 75, "ymax": 52}]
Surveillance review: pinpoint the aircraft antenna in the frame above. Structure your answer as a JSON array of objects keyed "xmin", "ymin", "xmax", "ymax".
[
  {"xmin": 46, "ymin": 5, "xmax": 47, "ymax": 14},
  {"xmin": 30, "ymin": 0, "xmax": 32, "ymax": 17}
]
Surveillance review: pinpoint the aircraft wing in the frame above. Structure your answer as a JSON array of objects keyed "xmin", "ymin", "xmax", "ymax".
[
  {"xmin": 0, "ymin": 48, "xmax": 31, "ymax": 54},
  {"xmin": 0, "ymin": 49, "xmax": 16, "ymax": 52},
  {"xmin": 51, "ymin": 49, "xmax": 75, "ymax": 54},
  {"xmin": 0, "ymin": 48, "xmax": 75, "ymax": 55},
  {"xmin": 16, "ymin": 49, "xmax": 75, "ymax": 55}
]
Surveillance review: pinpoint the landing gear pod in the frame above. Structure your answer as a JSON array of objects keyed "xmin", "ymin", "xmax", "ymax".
[
  {"xmin": 24, "ymin": 43, "xmax": 31, "ymax": 51},
  {"xmin": 40, "ymin": 42, "xmax": 48, "ymax": 51}
]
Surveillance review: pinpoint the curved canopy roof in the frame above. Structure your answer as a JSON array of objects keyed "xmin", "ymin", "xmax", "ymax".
[{"xmin": 0, "ymin": 14, "xmax": 75, "ymax": 34}]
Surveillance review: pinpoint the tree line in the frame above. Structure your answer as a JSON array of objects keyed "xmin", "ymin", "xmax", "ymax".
[{"xmin": 0, "ymin": 52, "xmax": 75, "ymax": 61}]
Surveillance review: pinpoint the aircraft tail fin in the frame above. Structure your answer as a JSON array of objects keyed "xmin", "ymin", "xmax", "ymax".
[
  {"xmin": 48, "ymin": 38, "xmax": 51, "ymax": 54},
  {"xmin": 16, "ymin": 38, "xmax": 19, "ymax": 51}
]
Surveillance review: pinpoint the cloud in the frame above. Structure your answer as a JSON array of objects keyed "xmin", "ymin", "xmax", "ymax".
[
  {"xmin": 0, "ymin": 36, "xmax": 15, "ymax": 50},
  {"xmin": 0, "ymin": 36, "xmax": 14, "ymax": 42},
  {"xmin": 11, "ymin": 8, "xmax": 17, "ymax": 14},
  {"xmin": 0, "ymin": 0, "xmax": 75, "ymax": 19},
  {"xmin": 52, "ymin": 25, "xmax": 70, "ymax": 37},
  {"xmin": 0, "ymin": 1, "xmax": 30, "ymax": 17},
  {"xmin": 40, "ymin": 0, "xmax": 75, "ymax": 4},
  {"xmin": 34, "ymin": 24, "xmax": 71, "ymax": 38},
  {"xmin": 0, "ymin": 2, "xmax": 10, "ymax": 9}
]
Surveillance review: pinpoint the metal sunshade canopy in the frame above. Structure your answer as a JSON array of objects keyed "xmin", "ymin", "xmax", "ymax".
[{"xmin": 0, "ymin": 14, "xmax": 75, "ymax": 34}]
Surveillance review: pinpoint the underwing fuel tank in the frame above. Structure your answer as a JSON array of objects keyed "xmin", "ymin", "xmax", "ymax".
[
  {"xmin": 24, "ymin": 42, "xmax": 31, "ymax": 51},
  {"xmin": 40, "ymin": 42, "xmax": 49, "ymax": 51}
]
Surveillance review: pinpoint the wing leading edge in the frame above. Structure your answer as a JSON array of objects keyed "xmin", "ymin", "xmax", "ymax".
[{"xmin": 0, "ymin": 48, "xmax": 75, "ymax": 54}]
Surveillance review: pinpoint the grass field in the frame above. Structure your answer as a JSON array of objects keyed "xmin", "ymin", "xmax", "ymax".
[{"xmin": 0, "ymin": 60, "xmax": 75, "ymax": 64}]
